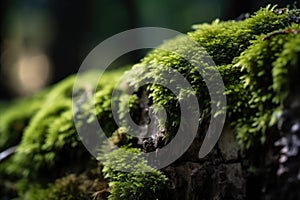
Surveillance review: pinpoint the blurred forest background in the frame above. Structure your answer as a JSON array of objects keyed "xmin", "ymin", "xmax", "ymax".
[{"xmin": 0, "ymin": 0, "xmax": 296, "ymax": 99}]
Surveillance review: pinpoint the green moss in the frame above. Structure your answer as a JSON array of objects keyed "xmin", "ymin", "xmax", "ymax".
[
  {"xmin": 233, "ymin": 25, "xmax": 300, "ymax": 148},
  {"xmin": 0, "ymin": 68, "xmax": 130, "ymax": 199},
  {"xmin": 124, "ymin": 6, "xmax": 300, "ymax": 149},
  {"xmin": 0, "ymin": 93, "xmax": 46, "ymax": 151},
  {"xmin": 21, "ymin": 166, "xmax": 108, "ymax": 200},
  {"xmin": 9, "ymin": 76, "xmax": 85, "ymax": 181},
  {"xmin": 1, "ymin": 5, "xmax": 300, "ymax": 200},
  {"xmin": 100, "ymin": 148, "xmax": 168, "ymax": 200},
  {"xmin": 189, "ymin": 5, "xmax": 290, "ymax": 64},
  {"xmin": 12, "ymin": 68, "xmax": 128, "ymax": 179}
]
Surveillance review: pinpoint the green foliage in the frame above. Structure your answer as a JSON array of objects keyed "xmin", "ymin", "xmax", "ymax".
[
  {"xmin": 233, "ymin": 24, "xmax": 300, "ymax": 148},
  {"xmin": 0, "ymin": 93, "xmax": 46, "ymax": 151},
  {"xmin": 189, "ymin": 5, "xmax": 290, "ymax": 65},
  {"xmin": 0, "ymin": 68, "xmax": 130, "ymax": 199},
  {"xmin": 124, "ymin": 6, "xmax": 300, "ymax": 149},
  {"xmin": 9, "ymin": 76, "xmax": 87, "ymax": 181},
  {"xmin": 22, "ymin": 166, "xmax": 108, "ymax": 200},
  {"xmin": 117, "ymin": 93, "xmax": 140, "ymax": 128},
  {"xmin": 10, "ymin": 69, "xmax": 129, "ymax": 181},
  {"xmin": 101, "ymin": 148, "xmax": 168, "ymax": 200},
  {"xmin": 1, "ymin": 5, "xmax": 300, "ymax": 200},
  {"xmin": 76, "ymin": 68, "xmax": 132, "ymax": 137}
]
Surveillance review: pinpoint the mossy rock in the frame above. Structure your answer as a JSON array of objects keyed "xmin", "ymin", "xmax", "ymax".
[{"xmin": 1, "ymin": 5, "xmax": 300, "ymax": 200}]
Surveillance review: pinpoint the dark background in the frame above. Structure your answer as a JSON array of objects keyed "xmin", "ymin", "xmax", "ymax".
[{"xmin": 0, "ymin": 0, "xmax": 297, "ymax": 99}]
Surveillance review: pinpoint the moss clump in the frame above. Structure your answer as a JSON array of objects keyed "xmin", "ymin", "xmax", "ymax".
[
  {"xmin": 9, "ymin": 76, "xmax": 88, "ymax": 183},
  {"xmin": 22, "ymin": 166, "xmax": 109, "ymax": 200},
  {"xmin": 124, "ymin": 6, "xmax": 300, "ymax": 149},
  {"xmin": 100, "ymin": 148, "xmax": 168, "ymax": 200},
  {"xmin": 1, "ymin": 5, "xmax": 300, "ymax": 200},
  {"xmin": 189, "ymin": 5, "xmax": 290, "ymax": 65},
  {"xmin": 0, "ymin": 68, "xmax": 128, "ymax": 199},
  {"xmin": 0, "ymin": 93, "xmax": 46, "ymax": 152},
  {"xmin": 233, "ymin": 25, "xmax": 300, "ymax": 148}
]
